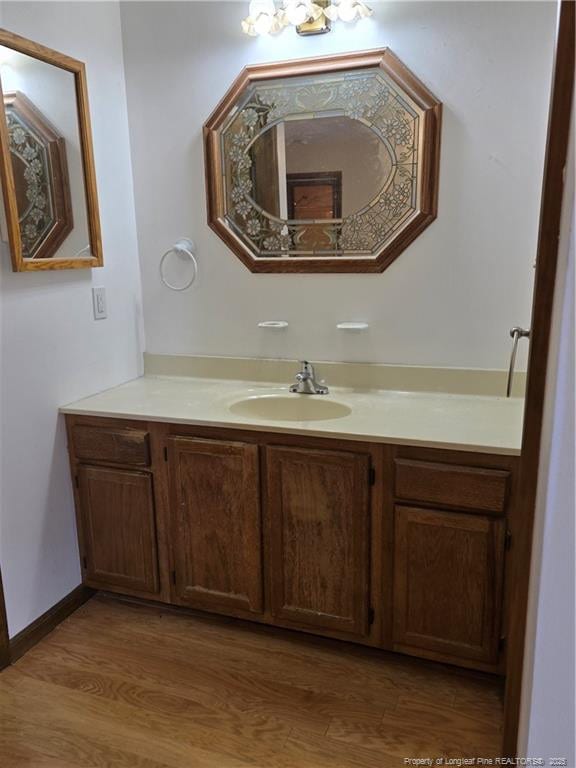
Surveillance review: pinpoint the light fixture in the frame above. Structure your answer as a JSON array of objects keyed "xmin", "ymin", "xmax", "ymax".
[
  {"xmin": 282, "ymin": 0, "xmax": 324, "ymax": 27},
  {"xmin": 241, "ymin": 0, "xmax": 372, "ymax": 36},
  {"xmin": 324, "ymin": 0, "xmax": 373, "ymax": 23},
  {"xmin": 241, "ymin": 0, "xmax": 287, "ymax": 36}
]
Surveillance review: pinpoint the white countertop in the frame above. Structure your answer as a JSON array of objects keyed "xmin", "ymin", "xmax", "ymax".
[{"xmin": 60, "ymin": 374, "xmax": 524, "ymax": 455}]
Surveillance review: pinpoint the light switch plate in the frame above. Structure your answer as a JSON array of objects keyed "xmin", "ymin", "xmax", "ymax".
[{"xmin": 92, "ymin": 286, "xmax": 107, "ymax": 320}]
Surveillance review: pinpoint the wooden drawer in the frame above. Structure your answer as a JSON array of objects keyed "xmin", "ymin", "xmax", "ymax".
[
  {"xmin": 394, "ymin": 458, "xmax": 509, "ymax": 514},
  {"xmin": 71, "ymin": 424, "xmax": 150, "ymax": 467}
]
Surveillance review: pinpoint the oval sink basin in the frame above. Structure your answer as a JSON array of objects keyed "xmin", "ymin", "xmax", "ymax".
[{"xmin": 229, "ymin": 395, "xmax": 352, "ymax": 422}]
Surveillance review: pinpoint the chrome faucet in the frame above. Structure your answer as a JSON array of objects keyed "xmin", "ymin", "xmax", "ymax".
[{"xmin": 290, "ymin": 361, "xmax": 329, "ymax": 395}]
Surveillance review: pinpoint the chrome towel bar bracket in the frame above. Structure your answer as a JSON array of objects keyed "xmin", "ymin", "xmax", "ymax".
[{"xmin": 506, "ymin": 327, "xmax": 531, "ymax": 397}]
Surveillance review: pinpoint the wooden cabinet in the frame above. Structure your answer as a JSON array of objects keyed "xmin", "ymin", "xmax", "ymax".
[
  {"xmin": 168, "ymin": 437, "xmax": 263, "ymax": 616},
  {"xmin": 392, "ymin": 505, "xmax": 505, "ymax": 664},
  {"xmin": 66, "ymin": 416, "xmax": 517, "ymax": 672},
  {"xmin": 77, "ymin": 465, "xmax": 159, "ymax": 595},
  {"xmin": 390, "ymin": 449, "xmax": 514, "ymax": 669},
  {"xmin": 265, "ymin": 446, "xmax": 371, "ymax": 637}
]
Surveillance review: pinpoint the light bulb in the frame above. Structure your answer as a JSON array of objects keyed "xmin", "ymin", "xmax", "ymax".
[
  {"xmin": 242, "ymin": 0, "xmax": 285, "ymax": 36},
  {"xmin": 241, "ymin": 18, "xmax": 257, "ymax": 35},
  {"xmin": 324, "ymin": 0, "xmax": 372, "ymax": 23},
  {"xmin": 248, "ymin": 0, "xmax": 276, "ymax": 18},
  {"xmin": 254, "ymin": 12, "xmax": 275, "ymax": 34},
  {"xmin": 285, "ymin": 2, "xmax": 309, "ymax": 26},
  {"xmin": 283, "ymin": 1, "xmax": 324, "ymax": 26},
  {"xmin": 337, "ymin": 0, "xmax": 358, "ymax": 22},
  {"xmin": 355, "ymin": 1, "xmax": 373, "ymax": 18},
  {"xmin": 323, "ymin": 3, "xmax": 337, "ymax": 20}
]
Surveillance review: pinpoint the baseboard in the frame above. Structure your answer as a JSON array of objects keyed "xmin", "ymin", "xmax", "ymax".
[
  {"xmin": 0, "ymin": 566, "xmax": 10, "ymax": 670},
  {"xmin": 9, "ymin": 585, "xmax": 94, "ymax": 663}
]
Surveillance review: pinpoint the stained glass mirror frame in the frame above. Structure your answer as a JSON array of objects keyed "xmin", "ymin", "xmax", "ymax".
[
  {"xmin": 204, "ymin": 49, "xmax": 442, "ymax": 274},
  {"xmin": 0, "ymin": 28, "xmax": 102, "ymax": 272},
  {"xmin": 4, "ymin": 90, "xmax": 73, "ymax": 261}
]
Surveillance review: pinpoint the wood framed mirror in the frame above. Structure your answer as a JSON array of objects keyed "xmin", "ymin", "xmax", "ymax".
[
  {"xmin": 0, "ymin": 28, "xmax": 102, "ymax": 271},
  {"xmin": 204, "ymin": 49, "xmax": 441, "ymax": 274}
]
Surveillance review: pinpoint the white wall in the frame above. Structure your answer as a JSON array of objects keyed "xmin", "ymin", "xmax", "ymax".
[
  {"xmin": 120, "ymin": 1, "xmax": 556, "ymax": 368},
  {"xmin": 518, "ymin": 110, "xmax": 575, "ymax": 760},
  {"xmin": 0, "ymin": 1, "xmax": 144, "ymax": 636}
]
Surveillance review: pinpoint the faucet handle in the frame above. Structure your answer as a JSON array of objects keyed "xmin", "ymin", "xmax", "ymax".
[{"xmin": 291, "ymin": 360, "xmax": 328, "ymax": 394}]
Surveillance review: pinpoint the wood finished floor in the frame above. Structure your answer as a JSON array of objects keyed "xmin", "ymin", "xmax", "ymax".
[{"xmin": 0, "ymin": 596, "xmax": 504, "ymax": 767}]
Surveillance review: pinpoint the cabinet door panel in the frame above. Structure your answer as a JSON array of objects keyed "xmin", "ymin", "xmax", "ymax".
[
  {"xmin": 170, "ymin": 438, "xmax": 262, "ymax": 615},
  {"xmin": 393, "ymin": 505, "xmax": 505, "ymax": 663},
  {"xmin": 266, "ymin": 446, "xmax": 370, "ymax": 636},
  {"xmin": 78, "ymin": 466, "xmax": 159, "ymax": 594}
]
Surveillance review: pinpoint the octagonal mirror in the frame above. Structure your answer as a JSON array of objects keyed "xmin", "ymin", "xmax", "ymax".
[{"xmin": 204, "ymin": 49, "xmax": 441, "ymax": 273}]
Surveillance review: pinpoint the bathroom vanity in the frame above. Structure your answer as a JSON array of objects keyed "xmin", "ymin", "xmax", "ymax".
[{"xmin": 62, "ymin": 364, "xmax": 523, "ymax": 675}]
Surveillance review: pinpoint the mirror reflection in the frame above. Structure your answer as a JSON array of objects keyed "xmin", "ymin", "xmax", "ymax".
[
  {"xmin": 0, "ymin": 45, "xmax": 91, "ymax": 262},
  {"xmin": 251, "ymin": 116, "xmax": 393, "ymax": 221}
]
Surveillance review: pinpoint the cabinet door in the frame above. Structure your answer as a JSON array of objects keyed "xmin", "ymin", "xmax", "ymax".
[
  {"xmin": 78, "ymin": 465, "xmax": 159, "ymax": 594},
  {"xmin": 393, "ymin": 505, "xmax": 505, "ymax": 664},
  {"xmin": 170, "ymin": 437, "xmax": 263, "ymax": 615},
  {"xmin": 265, "ymin": 446, "xmax": 371, "ymax": 637}
]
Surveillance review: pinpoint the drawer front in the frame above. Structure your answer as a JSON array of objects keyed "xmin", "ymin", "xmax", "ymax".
[
  {"xmin": 394, "ymin": 459, "xmax": 509, "ymax": 514},
  {"xmin": 72, "ymin": 424, "xmax": 150, "ymax": 467}
]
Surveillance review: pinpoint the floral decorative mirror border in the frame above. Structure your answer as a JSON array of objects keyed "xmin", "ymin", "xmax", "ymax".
[
  {"xmin": 4, "ymin": 90, "xmax": 73, "ymax": 261},
  {"xmin": 0, "ymin": 28, "xmax": 102, "ymax": 271},
  {"xmin": 204, "ymin": 49, "xmax": 442, "ymax": 274}
]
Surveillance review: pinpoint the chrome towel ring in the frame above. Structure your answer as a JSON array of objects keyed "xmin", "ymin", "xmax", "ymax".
[{"xmin": 159, "ymin": 238, "xmax": 198, "ymax": 291}]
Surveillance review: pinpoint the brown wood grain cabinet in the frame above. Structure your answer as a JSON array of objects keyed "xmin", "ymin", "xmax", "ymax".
[
  {"xmin": 72, "ymin": 424, "xmax": 151, "ymax": 468},
  {"xmin": 265, "ymin": 445, "xmax": 371, "ymax": 637},
  {"xmin": 77, "ymin": 465, "xmax": 159, "ymax": 595},
  {"xmin": 168, "ymin": 437, "xmax": 263, "ymax": 616},
  {"xmin": 392, "ymin": 505, "xmax": 505, "ymax": 664},
  {"xmin": 394, "ymin": 458, "xmax": 510, "ymax": 514},
  {"xmin": 66, "ymin": 415, "xmax": 518, "ymax": 673}
]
